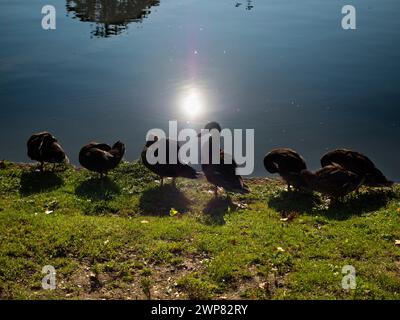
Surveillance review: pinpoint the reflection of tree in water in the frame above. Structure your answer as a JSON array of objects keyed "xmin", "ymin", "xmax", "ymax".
[
  {"xmin": 235, "ymin": 0, "xmax": 254, "ymax": 10},
  {"xmin": 66, "ymin": 0, "xmax": 160, "ymax": 37}
]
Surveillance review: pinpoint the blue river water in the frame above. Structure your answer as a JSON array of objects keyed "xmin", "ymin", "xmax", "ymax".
[{"xmin": 0, "ymin": 0, "xmax": 399, "ymax": 178}]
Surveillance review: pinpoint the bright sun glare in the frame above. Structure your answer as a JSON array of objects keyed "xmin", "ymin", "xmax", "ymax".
[{"xmin": 181, "ymin": 89, "xmax": 203, "ymax": 118}]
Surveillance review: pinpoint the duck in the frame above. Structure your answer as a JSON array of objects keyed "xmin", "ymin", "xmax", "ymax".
[
  {"xmin": 320, "ymin": 149, "xmax": 393, "ymax": 187},
  {"xmin": 27, "ymin": 132, "xmax": 68, "ymax": 171},
  {"xmin": 141, "ymin": 136, "xmax": 199, "ymax": 187},
  {"xmin": 300, "ymin": 164, "xmax": 364, "ymax": 202},
  {"xmin": 79, "ymin": 141, "xmax": 125, "ymax": 177},
  {"xmin": 199, "ymin": 122, "xmax": 250, "ymax": 197},
  {"xmin": 263, "ymin": 148, "xmax": 307, "ymax": 191}
]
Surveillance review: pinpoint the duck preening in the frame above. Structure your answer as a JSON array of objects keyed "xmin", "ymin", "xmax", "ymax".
[
  {"xmin": 321, "ymin": 149, "xmax": 393, "ymax": 188},
  {"xmin": 300, "ymin": 164, "xmax": 364, "ymax": 202},
  {"xmin": 263, "ymin": 148, "xmax": 307, "ymax": 191},
  {"xmin": 79, "ymin": 141, "xmax": 125, "ymax": 177},
  {"xmin": 199, "ymin": 122, "xmax": 250, "ymax": 197},
  {"xmin": 27, "ymin": 132, "xmax": 68, "ymax": 171},
  {"xmin": 141, "ymin": 137, "xmax": 199, "ymax": 187},
  {"xmin": 202, "ymin": 151, "xmax": 250, "ymax": 197}
]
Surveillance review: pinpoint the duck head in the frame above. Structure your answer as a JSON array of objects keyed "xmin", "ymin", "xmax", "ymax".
[
  {"xmin": 197, "ymin": 121, "xmax": 222, "ymax": 137},
  {"xmin": 145, "ymin": 135, "xmax": 159, "ymax": 148},
  {"xmin": 112, "ymin": 141, "xmax": 126, "ymax": 158}
]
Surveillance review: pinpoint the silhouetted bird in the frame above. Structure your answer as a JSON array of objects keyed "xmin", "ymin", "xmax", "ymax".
[
  {"xmin": 199, "ymin": 121, "xmax": 222, "ymax": 134},
  {"xmin": 141, "ymin": 137, "xmax": 199, "ymax": 187},
  {"xmin": 199, "ymin": 122, "xmax": 250, "ymax": 197},
  {"xmin": 301, "ymin": 164, "xmax": 364, "ymax": 202},
  {"xmin": 263, "ymin": 148, "xmax": 307, "ymax": 191},
  {"xmin": 27, "ymin": 132, "xmax": 68, "ymax": 171},
  {"xmin": 79, "ymin": 141, "xmax": 125, "ymax": 178},
  {"xmin": 321, "ymin": 149, "xmax": 393, "ymax": 188}
]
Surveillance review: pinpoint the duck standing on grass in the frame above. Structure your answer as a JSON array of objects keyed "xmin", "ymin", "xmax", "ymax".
[
  {"xmin": 263, "ymin": 148, "xmax": 307, "ymax": 191},
  {"xmin": 300, "ymin": 164, "xmax": 364, "ymax": 204},
  {"xmin": 198, "ymin": 122, "xmax": 250, "ymax": 198},
  {"xmin": 141, "ymin": 136, "xmax": 199, "ymax": 187},
  {"xmin": 320, "ymin": 149, "xmax": 393, "ymax": 188},
  {"xmin": 79, "ymin": 141, "xmax": 125, "ymax": 178},
  {"xmin": 27, "ymin": 132, "xmax": 69, "ymax": 171}
]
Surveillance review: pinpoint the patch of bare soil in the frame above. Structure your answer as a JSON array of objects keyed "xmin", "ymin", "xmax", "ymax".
[
  {"xmin": 217, "ymin": 265, "xmax": 288, "ymax": 300},
  {"xmin": 54, "ymin": 253, "xmax": 211, "ymax": 300}
]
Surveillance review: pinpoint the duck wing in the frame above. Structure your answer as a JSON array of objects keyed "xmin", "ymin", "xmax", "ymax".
[
  {"xmin": 141, "ymin": 139, "xmax": 187, "ymax": 178},
  {"xmin": 321, "ymin": 149, "xmax": 375, "ymax": 173},
  {"xmin": 203, "ymin": 151, "xmax": 249, "ymax": 193},
  {"xmin": 27, "ymin": 132, "xmax": 55, "ymax": 161},
  {"xmin": 315, "ymin": 165, "xmax": 362, "ymax": 197},
  {"xmin": 79, "ymin": 143, "xmax": 115, "ymax": 173},
  {"xmin": 41, "ymin": 141, "xmax": 67, "ymax": 163},
  {"xmin": 264, "ymin": 148, "xmax": 306, "ymax": 174},
  {"xmin": 321, "ymin": 149, "xmax": 392, "ymax": 187},
  {"xmin": 27, "ymin": 132, "xmax": 64, "ymax": 163}
]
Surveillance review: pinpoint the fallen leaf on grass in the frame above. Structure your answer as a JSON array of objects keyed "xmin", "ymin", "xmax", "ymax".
[
  {"xmin": 233, "ymin": 202, "xmax": 248, "ymax": 209},
  {"xmin": 276, "ymin": 247, "xmax": 285, "ymax": 252},
  {"xmin": 259, "ymin": 282, "xmax": 268, "ymax": 289},
  {"xmin": 45, "ymin": 210, "xmax": 53, "ymax": 215},
  {"xmin": 141, "ymin": 220, "xmax": 149, "ymax": 224},
  {"xmin": 170, "ymin": 208, "xmax": 179, "ymax": 217}
]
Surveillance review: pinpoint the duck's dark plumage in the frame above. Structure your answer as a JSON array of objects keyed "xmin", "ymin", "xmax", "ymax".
[
  {"xmin": 202, "ymin": 150, "xmax": 250, "ymax": 195},
  {"xmin": 141, "ymin": 138, "xmax": 199, "ymax": 185},
  {"xmin": 79, "ymin": 141, "xmax": 125, "ymax": 176},
  {"xmin": 263, "ymin": 148, "xmax": 307, "ymax": 190},
  {"xmin": 27, "ymin": 132, "xmax": 68, "ymax": 170},
  {"xmin": 320, "ymin": 149, "xmax": 393, "ymax": 187},
  {"xmin": 199, "ymin": 122, "xmax": 250, "ymax": 196},
  {"xmin": 301, "ymin": 164, "xmax": 364, "ymax": 200}
]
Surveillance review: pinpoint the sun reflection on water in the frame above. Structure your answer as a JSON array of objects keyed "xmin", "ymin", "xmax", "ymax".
[{"xmin": 180, "ymin": 88, "xmax": 204, "ymax": 119}]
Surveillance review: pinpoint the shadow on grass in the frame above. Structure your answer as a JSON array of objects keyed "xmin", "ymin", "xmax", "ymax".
[
  {"xmin": 19, "ymin": 171, "xmax": 64, "ymax": 196},
  {"xmin": 268, "ymin": 188, "xmax": 396, "ymax": 220},
  {"xmin": 138, "ymin": 184, "xmax": 191, "ymax": 216},
  {"xmin": 75, "ymin": 177, "xmax": 120, "ymax": 201},
  {"xmin": 268, "ymin": 190, "xmax": 321, "ymax": 216},
  {"xmin": 321, "ymin": 189, "xmax": 396, "ymax": 220},
  {"xmin": 202, "ymin": 196, "xmax": 237, "ymax": 225}
]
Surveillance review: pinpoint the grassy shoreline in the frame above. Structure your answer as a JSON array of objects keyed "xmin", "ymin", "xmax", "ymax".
[{"xmin": 1, "ymin": 161, "xmax": 400, "ymax": 299}]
